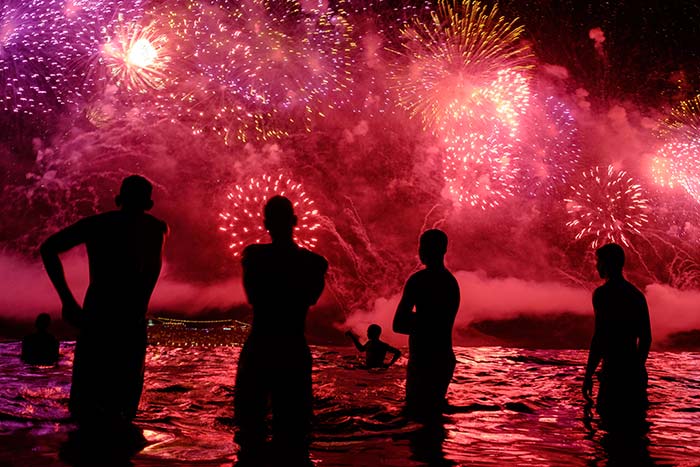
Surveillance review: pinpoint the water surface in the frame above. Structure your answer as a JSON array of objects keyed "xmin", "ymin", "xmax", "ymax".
[{"xmin": 1, "ymin": 342, "xmax": 699, "ymax": 466}]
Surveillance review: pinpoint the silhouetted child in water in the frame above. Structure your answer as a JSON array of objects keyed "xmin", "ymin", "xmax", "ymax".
[
  {"xmin": 346, "ymin": 325, "xmax": 401, "ymax": 369},
  {"xmin": 21, "ymin": 313, "xmax": 59, "ymax": 365},
  {"xmin": 583, "ymin": 243, "xmax": 651, "ymax": 428},
  {"xmin": 393, "ymin": 229, "xmax": 460, "ymax": 423}
]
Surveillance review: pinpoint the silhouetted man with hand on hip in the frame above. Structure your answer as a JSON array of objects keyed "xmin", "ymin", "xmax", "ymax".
[
  {"xmin": 41, "ymin": 175, "xmax": 167, "ymax": 427},
  {"xmin": 393, "ymin": 229, "xmax": 460, "ymax": 423},
  {"xmin": 583, "ymin": 243, "xmax": 651, "ymax": 427},
  {"xmin": 234, "ymin": 195, "xmax": 328, "ymax": 467}
]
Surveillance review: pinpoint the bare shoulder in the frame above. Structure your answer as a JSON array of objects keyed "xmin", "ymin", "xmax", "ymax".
[
  {"xmin": 299, "ymin": 248, "xmax": 328, "ymax": 272},
  {"xmin": 143, "ymin": 213, "xmax": 168, "ymax": 235}
]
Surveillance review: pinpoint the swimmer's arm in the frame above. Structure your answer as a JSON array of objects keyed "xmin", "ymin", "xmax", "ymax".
[
  {"xmin": 40, "ymin": 220, "xmax": 90, "ymax": 325},
  {"xmin": 638, "ymin": 296, "xmax": 652, "ymax": 365},
  {"xmin": 345, "ymin": 331, "xmax": 366, "ymax": 351},
  {"xmin": 393, "ymin": 277, "xmax": 416, "ymax": 335},
  {"xmin": 386, "ymin": 345, "xmax": 402, "ymax": 367}
]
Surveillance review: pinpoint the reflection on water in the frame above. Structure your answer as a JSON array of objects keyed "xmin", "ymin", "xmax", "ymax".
[{"xmin": 0, "ymin": 342, "xmax": 699, "ymax": 466}]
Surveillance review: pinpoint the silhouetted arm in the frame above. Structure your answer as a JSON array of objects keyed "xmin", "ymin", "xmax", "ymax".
[
  {"xmin": 385, "ymin": 344, "xmax": 402, "ymax": 367},
  {"xmin": 241, "ymin": 246, "xmax": 261, "ymax": 306},
  {"xmin": 393, "ymin": 276, "xmax": 416, "ymax": 335},
  {"xmin": 307, "ymin": 256, "xmax": 328, "ymax": 306},
  {"xmin": 50, "ymin": 337, "xmax": 60, "ymax": 364},
  {"xmin": 20, "ymin": 337, "xmax": 29, "ymax": 363},
  {"xmin": 638, "ymin": 295, "xmax": 651, "ymax": 365},
  {"xmin": 345, "ymin": 331, "xmax": 366, "ymax": 351},
  {"xmin": 583, "ymin": 290, "xmax": 603, "ymax": 399},
  {"xmin": 142, "ymin": 222, "xmax": 167, "ymax": 304},
  {"xmin": 40, "ymin": 219, "xmax": 91, "ymax": 327}
]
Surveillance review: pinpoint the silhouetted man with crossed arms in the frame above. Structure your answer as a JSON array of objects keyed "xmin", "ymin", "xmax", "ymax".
[
  {"xmin": 234, "ymin": 195, "xmax": 328, "ymax": 466},
  {"xmin": 41, "ymin": 175, "xmax": 167, "ymax": 427},
  {"xmin": 393, "ymin": 229, "xmax": 460, "ymax": 423},
  {"xmin": 583, "ymin": 243, "xmax": 651, "ymax": 427}
]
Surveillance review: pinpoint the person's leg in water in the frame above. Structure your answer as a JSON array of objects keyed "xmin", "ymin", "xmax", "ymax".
[
  {"xmin": 234, "ymin": 343, "xmax": 270, "ymax": 464},
  {"xmin": 271, "ymin": 347, "xmax": 313, "ymax": 466},
  {"xmin": 406, "ymin": 355, "xmax": 455, "ymax": 423}
]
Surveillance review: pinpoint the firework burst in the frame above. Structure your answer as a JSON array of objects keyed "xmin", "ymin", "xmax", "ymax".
[
  {"xmin": 101, "ymin": 22, "xmax": 169, "ymax": 92},
  {"xmin": 218, "ymin": 173, "xmax": 322, "ymax": 257},
  {"xmin": 153, "ymin": 0, "xmax": 355, "ymax": 143},
  {"xmin": 661, "ymin": 94, "xmax": 700, "ymax": 142},
  {"xmin": 390, "ymin": 0, "xmax": 533, "ymax": 208},
  {"xmin": 391, "ymin": 0, "xmax": 533, "ymax": 129},
  {"xmin": 520, "ymin": 96, "xmax": 582, "ymax": 194},
  {"xmin": 565, "ymin": 165, "xmax": 650, "ymax": 249},
  {"xmin": 0, "ymin": 0, "xmax": 74, "ymax": 117},
  {"xmin": 651, "ymin": 141, "xmax": 700, "ymax": 203}
]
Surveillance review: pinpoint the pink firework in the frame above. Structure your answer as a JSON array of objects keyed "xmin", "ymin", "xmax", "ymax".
[
  {"xmin": 391, "ymin": 1, "xmax": 533, "ymax": 208},
  {"xmin": 565, "ymin": 165, "xmax": 649, "ymax": 249},
  {"xmin": 519, "ymin": 96, "xmax": 582, "ymax": 195},
  {"xmin": 218, "ymin": 174, "xmax": 322, "ymax": 257},
  {"xmin": 651, "ymin": 141, "xmax": 700, "ymax": 203}
]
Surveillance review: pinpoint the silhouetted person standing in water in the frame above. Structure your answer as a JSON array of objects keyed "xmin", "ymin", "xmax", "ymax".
[
  {"xmin": 41, "ymin": 175, "xmax": 167, "ymax": 427},
  {"xmin": 393, "ymin": 229, "xmax": 460, "ymax": 422},
  {"xmin": 234, "ymin": 195, "xmax": 328, "ymax": 467},
  {"xmin": 21, "ymin": 313, "xmax": 59, "ymax": 365},
  {"xmin": 583, "ymin": 243, "xmax": 651, "ymax": 427}
]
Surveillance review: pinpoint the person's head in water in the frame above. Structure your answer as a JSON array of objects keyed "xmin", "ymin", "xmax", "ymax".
[
  {"xmin": 419, "ymin": 229, "xmax": 448, "ymax": 268},
  {"xmin": 367, "ymin": 324, "xmax": 382, "ymax": 340},
  {"xmin": 596, "ymin": 243, "xmax": 625, "ymax": 279},
  {"xmin": 264, "ymin": 195, "xmax": 297, "ymax": 242},
  {"xmin": 35, "ymin": 313, "xmax": 51, "ymax": 332},
  {"xmin": 115, "ymin": 175, "xmax": 154, "ymax": 211}
]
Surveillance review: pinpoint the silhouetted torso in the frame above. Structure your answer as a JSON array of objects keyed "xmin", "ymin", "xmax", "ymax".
[
  {"xmin": 364, "ymin": 340, "xmax": 394, "ymax": 368},
  {"xmin": 242, "ymin": 242, "xmax": 327, "ymax": 340},
  {"xmin": 81, "ymin": 211, "xmax": 167, "ymax": 324},
  {"xmin": 593, "ymin": 278, "xmax": 650, "ymax": 372},
  {"xmin": 21, "ymin": 331, "xmax": 59, "ymax": 366},
  {"xmin": 404, "ymin": 267, "xmax": 460, "ymax": 361}
]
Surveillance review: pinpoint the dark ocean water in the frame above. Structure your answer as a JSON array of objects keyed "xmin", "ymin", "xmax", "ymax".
[{"xmin": 1, "ymin": 342, "xmax": 699, "ymax": 466}]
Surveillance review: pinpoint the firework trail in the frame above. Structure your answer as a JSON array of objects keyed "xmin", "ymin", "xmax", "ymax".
[
  {"xmin": 565, "ymin": 165, "xmax": 650, "ymax": 249},
  {"xmin": 218, "ymin": 173, "xmax": 322, "ymax": 257},
  {"xmin": 519, "ymin": 96, "xmax": 582, "ymax": 195},
  {"xmin": 651, "ymin": 141, "xmax": 700, "ymax": 203},
  {"xmin": 390, "ymin": 0, "xmax": 533, "ymax": 209}
]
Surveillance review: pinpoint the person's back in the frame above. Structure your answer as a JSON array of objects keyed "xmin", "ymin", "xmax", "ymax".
[
  {"xmin": 594, "ymin": 278, "xmax": 649, "ymax": 369},
  {"xmin": 234, "ymin": 196, "xmax": 327, "ymax": 466},
  {"xmin": 21, "ymin": 313, "xmax": 59, "ymax": 366},
  {"xmin": 242, "ymin": 242, "xmax": 326, "ymax": 339},
  {"xmin": 41, "ymin": 175, "xmax": 166, "ymax": 424},
  {"xmin": 394, "ymin": 229, "xmax": 460, "ymax": 421},
  {"xmin": 81, "ymin": 210, "xmax": 167, "ymax": 325},
  {"xmin": 583, "ymin": 243, "xmax": 651, "ymax": 425}
]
